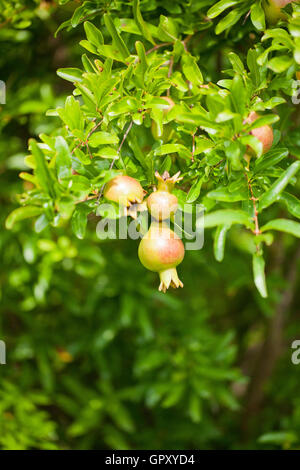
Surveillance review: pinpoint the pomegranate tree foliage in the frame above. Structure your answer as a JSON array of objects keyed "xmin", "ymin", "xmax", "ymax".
[
  {"xmin": 6, "ymin": 0, "xmax": 300, "ymax": 298},
  {"xmin": 1, "ymin": 0, "xmax": 300, "ymax": 450}
]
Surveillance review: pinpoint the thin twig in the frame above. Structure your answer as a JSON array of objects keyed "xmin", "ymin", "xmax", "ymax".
[
  {"xmin": 86, "ymin": 144, "xmax": 93, "ymax": 160},
  {"xmin": 0, "ymin": 7, "xmax": 25, "ymax": 29},
  {"xmin": 167, "ymin": 56, "xmax": 174, "ymax": 96},
  {"xmin": 182, "ymin": 34, "xmax": 193, "ymax": 52},
  {"xmin": 113, "ymin": 121, "xmax": 133, "ymax": 169},
  {"xmin": 71, "ymin": 118, "xmax": 103, "ymax": 155},
  {"xmin": 241, "ymin": 243, "xmax": 300, "ymax": 439},
  {"xmin": 87, "ymin": 118, "xmax": 103, "ymax": 139},
  {"xmin": 243, "ymin": 10, "xmax": 251, "ymax": 25},
  {"xmin": 245, "ymin": 173, "xmax": 260, "ymax": 238},
  {"xmin": 71, "ymin": 141, "xmax": 84, "ymax": 155},
  {"xmin": 97, "ymin": 121, "xmax": 134, "ymax": 201},
  {"xmin": 146, "ymin": 42, "xmax": 172, "ymax": 55},
  {"xmin": 191, "ymin": 131, "xmax": 196, "ymax": 162},
  {"xmin": 75, "ymin": 195, "xmax": 98, "ymax": 205}
]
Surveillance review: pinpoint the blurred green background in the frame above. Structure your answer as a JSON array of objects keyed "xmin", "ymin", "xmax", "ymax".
[{"xmin": 1, "ymin": 0, "xmax": 300, "ymax": 450}]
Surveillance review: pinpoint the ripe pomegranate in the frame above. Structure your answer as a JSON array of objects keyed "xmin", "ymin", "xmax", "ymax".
[
  {"xmin": 263, "ymin": 0, "xmax": 293, "ymax": 23},
  {"xmin": 138, "ymin": 222, "xmax": 184, "ymax": 292},
  {"xmin": 147, "ymin": 171, "xmax": 182, "ymax": 221},
  {"xmin": 245, "ymin": 111, "xmax": 274, "ymax": 155},
  {"xmin": 151, "ymin": 96, "xmax": 175, "ymax": 142},
  {"xmin": 104, "ymin": 175, "xmax": 145, "ymax": 217}
]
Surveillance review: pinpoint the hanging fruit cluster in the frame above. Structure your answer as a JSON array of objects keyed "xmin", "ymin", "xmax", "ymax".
[
  {"xmin": 103, "ymin": 170, "xmax": 185, "ymax": 293},
  {"xmin": 101, "ymin": 103, "xmax": 277, "ymax": 293}
]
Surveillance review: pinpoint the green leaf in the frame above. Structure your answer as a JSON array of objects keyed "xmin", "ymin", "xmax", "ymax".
[
  {"xmin": 71, "ymin": 205, "xmax": 90, "ymax": 239},
  {"xmin": 158, "ymin": 15, "xmax": 177, "ymax": 41},
  {"xmin": 250, "ymin": 2, "xmax": 265, "ymax": 31},
  {"xmin": 5, "ymin": 206, "xmax": 43, "ymax": 229},
  {"xmin": 182, "ymin": 55, "xmax": 203, "ymax": 86},
  {"xmin": 213, "ymin": 225, "xmax": 230, "ymax": 262},
  {"xmin": 79, "ymin": 39, "xmax": 98, "ymax": 54},
  {"xmin": 55, "ymin": 19, "xmax": 71, "ymax": 37},
  {"xmin": 96, "ymin": 44, "xmax": 125, "ymax": 62},
  {"xmin": 262, "ymin": 28, "xmax": 293, "ymax": 46},
  {"xmin": 88, "ymin": 131, "xmax": 119, "ymax": 147},
  {"xmin": 104, "ymin": 14, "xmax": 130, "ymax": 60},
  {"xmin": 154, "ymin": 144, "xmax": 187, "ymax": 156},
  {"xmin": 177, "ymin": 113, "xmax": 220, "ymax": 130},
  {"xmin": 94, "ymin": 147, "xmax": 119, "ymax": 159},
  {"xmin": 267, "ymin": 56, "xmax": 294, "ymax": 73},
  {"xmin": 194, "ymin": 137, "xmax": 214, "ymax": 154},
  {"xmin": 207, "ymin": 186, "xmax": 248, "ymax": 202},
  {"xmin": 81, "ymin": 53, "xmax": 98, "ymax": 73},
  {"xmin": 230, "ymin": 74, "xmax": 246, "ymax": 116},
  {"xmin": 186, "ymin": 177, "xmax": 203, "ymax": 203},
  {"xmin": 57, "ymin": 96, "xmax": 84, "ymax": 131},
  {"xmin": 261, "ymin": 219, "xmax": 300, "ymax": 238},
  {"xmin": 188, "ymin": 394, "xmax": 202, "ymax": 423},
  {"xmin": 259, "ymin": 161, "xmax": 300, "ymax": 211},
  {"xmin": 254, "ymin": 148, "xmax": 289, "ymax": 173},
  {"xmin": 57, "ymin": 68, "xmax": 83, "ymax": 83},
  {"xmin": 215, "ymin": 9, "xmax": 244, "ymax": 35},
  {"xmin": 240, "ymin": 135, "xmax": 263, "ymax": 158},
  {"xmin": 30, "ymin": 140, "xmax": 55, "ymax": 198},
  {"xmin": 35, "ymin": 213, "xmax": 49, "ymax": 233},
  {"xmin": 162, "ymin": 384, "xmax": 185, "ymax": 408},
  {"xmin": 133, "ymin": 0, "xmax": 155, "ymax": 44},
  {"xmin": 55, "ymin": 136, "xmax": 72, "ymax": 180},
  {"xmin": 135, "ymin": 40, "xmax": 148, "ymax": 86},
  {"xmin": 84, "ymin": 21, "xmax": 103, "ymax": 47},
  {"xmin": 116, "ymin": 17, "xmax": 159, "ymax": 39},
  {"xmin": 258, "ymin": 431, "xmax": 298, "ymax": 445},
  {"xmin": 224, "ymin": 140, "xmax": 243, "ymax": 170},
  {"xmin": 204, "ymin": 210, "xmax": 252, "ymax": 228},
  {"xmin": 228, "ymin": 51, "xmax": 245, "ymax": 74},
  {"xmin": 246, "ymin": 115, "xmax": 279, "ymax": 130},
  {"xmin": 253, "ymin": 252, "xmax": 268, "ymax": 298},
  {"xmin": 108, "ymin": 97, "xmax": 138, "ymax": 116},
  {"xmin": 207, "ymin": 0, "xmax": 240, "ymax": 19},
  {"xmin": 280, "ymin": 192, "xmax": 300, "ymax": 219},
  {"xmin": 128, "ymin": 134, "xmax": 148, "ymax": 170}
]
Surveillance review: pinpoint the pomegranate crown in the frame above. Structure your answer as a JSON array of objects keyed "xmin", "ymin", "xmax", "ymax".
[{"xmin": 154, "ymin": 170, "xmax": 182, "ymax": 192}]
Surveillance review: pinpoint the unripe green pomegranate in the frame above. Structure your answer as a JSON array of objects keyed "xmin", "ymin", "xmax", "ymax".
[
  {"xmin": 138, "ymin": 222, "xmax": 184, "ymax": 292},
  {"xmin": 263, "ymin": 0, "xmax": 293, "ymax": 23},
  {"xmin": 151, "ymin": 96, "xmax": 175, "ymax": 142},
  {"xmin": 147, "ymin": 171, "xmax": 182, "ymax": 221},
  {"xmin": 246, "ymin": 111, "xmax": 274, "ymax": 155},
  {"xmin": 104, "ymin": 175, "xmax": 145, "ymax": 217}
]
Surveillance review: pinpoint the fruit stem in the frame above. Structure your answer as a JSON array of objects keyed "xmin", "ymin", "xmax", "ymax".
[
  {"xmin": 98, "ymin": 121, "xmax": 133, "ymax": 202},
  {"xmin": 245, "ymin": 173, "xmax": 261, "ymax": 242}
]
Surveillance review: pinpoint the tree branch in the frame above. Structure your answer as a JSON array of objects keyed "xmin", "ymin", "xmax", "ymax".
[
  {"xmin": 241, "ymin": 243, "xmax": 300, "ymax": 438},
  {"xmin": 97, "ymin": 121, "xmax": 133, "ymax": 201}
]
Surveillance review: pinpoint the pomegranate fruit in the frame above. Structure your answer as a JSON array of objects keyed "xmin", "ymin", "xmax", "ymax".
[
  {"xmin": 245, "ymin": 111, "xmax": 274, "ymax": 155},
  {"xmin": 104, "ymin": 175, "xmax": 145, "ymax": 217},
  {"xmin": 138, "ymin": 222, "xmax": 184, "ymax": 292},
  {"xmin": 147, "ymin": 171, "xmax": 182, "ymax": 221},
  {"xmin": 151, "ymin": 96, "xmax": 175, "ymax": 142},
  {"xmin": 263, "ymin": 0, "xmax": 293, "ymax": 23}
]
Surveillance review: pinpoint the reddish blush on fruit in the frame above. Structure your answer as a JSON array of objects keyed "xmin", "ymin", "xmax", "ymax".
[
  {"xmin": 245, "ymin": 111, "xmax": 274, "ymax": 154},
  {"xmin": 138, "ymin": 222, "xmax": 184, "ymax": 293}
]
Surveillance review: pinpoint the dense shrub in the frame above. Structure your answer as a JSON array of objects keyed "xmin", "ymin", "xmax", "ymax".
[{"xmin": 1, "ymin": 0, "xmax": 300, "ymax": 450}]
